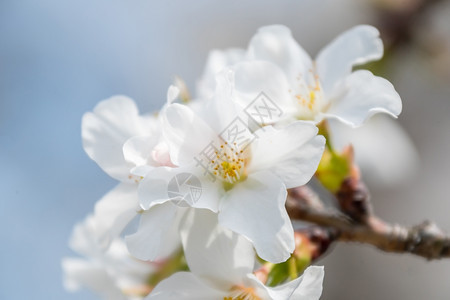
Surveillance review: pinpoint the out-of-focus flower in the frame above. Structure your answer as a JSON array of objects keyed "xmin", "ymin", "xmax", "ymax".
[
  {"xmin": 128, "ymin": 71, "xmax": 325, "ymax": 263},
  {"xmin": 62, "ymin": 215, "xmax": 154, "ymax": 300},
  {"xmin": 329, "ymin": 115, "xmax": 419, "ymax": 188},
  {"xmin": 81, "ymin": 88, "xmax": 179, "ymax": 250},
  {"xmin": 232, "ymin": 24, "xmax": 402, "ymax": 127},
  {"xmin": 145, "ymin": 210, "xmax": 324, "ymax": 300},
  {"xmin": 197, "ymin": 24, "xmax": 402, "ymax": 128}
]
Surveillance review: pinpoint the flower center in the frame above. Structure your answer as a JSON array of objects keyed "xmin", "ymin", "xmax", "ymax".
[
  {"xmin": 224, "ymin": 285, "xmax": 261, "ymax": 300},
  {"xmin": 292, "ymin": 69, "xmax": 324, "ymax": 120},
  {"xmin": 210, "ymin": 142, "xmax": 248, "ymax": 187}
]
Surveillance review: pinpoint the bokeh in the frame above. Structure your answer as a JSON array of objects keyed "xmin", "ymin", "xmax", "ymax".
[{"xmin": 1, "ymin": 0, "xmax": 450, "ymax": 299}]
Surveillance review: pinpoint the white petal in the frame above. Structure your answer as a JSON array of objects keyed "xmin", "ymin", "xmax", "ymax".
[
  {"xmin": 248, "ymin": 122, "xmax": 325, "ymax": 188},
  {"xmin": 82, "ymin": 96, "xmax": 157, "ymax": 181},
  {"xmin": 125, "ymin": 202, "xmax": 181, "ymax": 261},
  {"xmin": 92, "ymin": 183, "xmax": 140, "ymax": 250},
  {"xmin": 325, "ymin": 70, "xmax": 402, "ymax": 127},
  {"xmin": 138, "ymin": 165, "xmax": 220, "ymax": 212},
  {"xmin": 61, "ymin": 258, "xmax": 126, "ymax": 300},
  {"xmin": 247, "ymin": 25, "xmax": 313, "ymax": 84},
  {"xmin": 102, "ymin": 239, "xmax": 154, "ymax": 290},
  {"xmin": 316, "ymin": 25, "xmax": 383, "ymax": 94},
  {"xmin": 219, "ymin": 171, "xmax": 294, "ymax": 263},
  {"xmin": 199, "ymin": 69, "xmax": 242, "ymax": 134},
  {"xmin": 151, "ymin": 141, "xmax": 175, "ymax": 168},
  {"xmin": 239, "ymin": 274, "xmax": 272, "ymax": 299},
  {"xmin": 131, "ymin": 165, "xmax": 154, "ymax": 178},
  {"xmin": 69, "ymin": 215, "xmax": 103, "ymax": 257},
  {"xmin": 138, "ymin": 167, "xmax": 177, "ymax": 210},
  {"xmin": 167, "ymin": 85, "xmax": 180, "ymax": 104},
  {"xmin": 180, "ymin": 209, "xmax": 254, "ymax": 287},
  {"xmin": 197, "ymin": 48, "xmax": 246, "ymax": 100},
  {"xmin": 189, "ymin": 175, "xmax": 222, "ymax": 212},
  {"xmin": 146, "ymin": 272, "xmax": 225, "ymax": 300},
  {"xmin": 162, "ymin": 103, "xmax": 217, "ymax": 166},
  {"xmin": 123, "ymin": 135, "xmax": 160, "ymax": 170},
  {"xmin": 156, "ymin": 206, "xmax": 188, "ymax": 258},
  {"xmin": 288, "ymin": 266, "xmax": 324, "ymax": 300},
  {"xmin": 232, "ymin": 61, "xmax": 298, "ymax": 123},
  {"xmin": 262, "ymin": 266, "xmax": 324, "ymax": 300}
]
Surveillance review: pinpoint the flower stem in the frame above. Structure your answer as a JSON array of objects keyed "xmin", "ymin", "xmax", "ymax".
[{"xmin": 317, "ymin": 120, "xmax": 334, "ymax": 152}]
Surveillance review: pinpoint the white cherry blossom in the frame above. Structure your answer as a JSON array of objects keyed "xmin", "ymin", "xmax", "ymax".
[
  {"xmin": 239, "ymin": 24, "xmax": 402, "ymax": 126},
  {"xmin": 197, "ymin": 24, "xmax": 402, "ymax": 127},
  {"xmin": 145, "ymin": 210, "xmax": 324, "ymax": 300},
  {"xmin": 66, "ymin": 22, "xmax": 411, "ymax": 300},
  {"xmin": 62, "ymin": 215, "xmax": 154, "ymax": 300},
  {"xmin": 129, "ymin": 71, "xmax": 325, "ymax": 263},
  {"xmin": 81, "ymin": 87, "xmax": 179, "ymax": 250},
  {"xmin": 329, "ymin": 115, "xmax": 419, "ymax": 188}
]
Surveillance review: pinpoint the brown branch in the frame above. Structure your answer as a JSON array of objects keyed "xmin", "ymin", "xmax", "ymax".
[
  {"xmin": 286, "ymin": 185, "xmax": 450, "ymax": 260},
  {"xmin": 373, "ymin": 0, "xmax": 448, "ymax": 52}
]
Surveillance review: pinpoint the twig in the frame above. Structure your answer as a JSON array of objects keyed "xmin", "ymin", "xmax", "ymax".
[{"xmin": 286, "ymin": 185, "xmax": 450, "ymax": 260}]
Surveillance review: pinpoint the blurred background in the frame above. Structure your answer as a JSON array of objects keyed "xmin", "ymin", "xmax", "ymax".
[{"xmin": 1, "ymin": 0, "xmax": 450, "ymax": 299}]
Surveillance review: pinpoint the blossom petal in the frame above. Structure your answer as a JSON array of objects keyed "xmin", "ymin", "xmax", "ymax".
[
  {"xmin": 199, "ymin": 69, "xmax": 243, "ymax": 134},
  {"xmin": 180, "ymin": 209, "xmax": 254, "ymax": 287},
  {"xmin": 247, "ymin": 25, "xmax": 313, "ymax": 84},
  {"xmin": 248, "ymin": 122, "xmax": 325, "ymax": 188},
  {"xmin": 197, "ymin": 48, "xmax": 246, "ymax": 100},
  {"xmin": 92, "ymin": 183, "xmax": 140, "ymax": 250},
  {"xmin": 125, "ymin": 202, "xmax": 181, "ymax": 261},
  {"xmin": 138, "ymin": 167, "xmax": 175, "ymax": 210},
  {"xmin": 240, "ymin": 273, "xmax": 272, "ymax": 299},
  {"xmin": 167, "ymin": 85, "xmax": 180, "ymax": 105},
  {"xmin": 219, "ymin": 171, "xmax": 294, "ymax": 263},
  {"xmin": 138, "ymin": 165, "xmax": 221, "ymax": 212},
  {"xmin": 231, "ymin": 61, "xmax": 298, "ymax": 123},
  {"xmin": 325, "ymin": 70, "xmax": 402, "ymax": 127},
  {"xmin": 69, "ymin": 215, "xmax": 103, "ymax": 257},
  {"xmin": 123, "ymin": 135, "xmax": 160, "ymax": 171},
  {"xmin": 62, "ymin": 258, "xmax": 126, "ymax": 300},
  {"xmin": 162, "ymin": 103, "xmax": 217, "ymax": 166},
  {"xmin": 262, "ymin": 266, "xmax": 324, "ymax": 300},
  {"xmin": 316, "ymin": 25, "xmax": 383, "ymax": 94},
  {"xmin": 146, "ymin": 272, "xmax": 225, "ymax": 299},
  {"xmin": 102, "ymin": 239, "xmax": 155, "ymax": 287},
  {"xmin": 82, "ymin": 96, "xmax": 157, "ymax": 181},
  {"xmin": 288, "ymin": 266, "xmax": 324, "ymax": 300}
]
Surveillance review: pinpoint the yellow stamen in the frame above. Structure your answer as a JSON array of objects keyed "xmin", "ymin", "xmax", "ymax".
[
  {"xmin": 208, "ymin": 142, "xmax": 249, "ymax": 187},
  {"xmin": 224, "ymin": 286, "xmax": 262, "ymax": 300}
]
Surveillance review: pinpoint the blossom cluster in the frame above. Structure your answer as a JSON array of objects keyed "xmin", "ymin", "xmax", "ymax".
[{"xmin": 63, "ymin": 24, "xmax": 401, "ymax": 299}]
